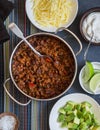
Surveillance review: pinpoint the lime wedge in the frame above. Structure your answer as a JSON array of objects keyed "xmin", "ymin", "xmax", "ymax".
[
  {"xmin": 83, "ymin": 61, "xmax": 94, "ymax": 83},
  {"xmin": 89, "ymin": 73, "xmax": 100, "ymax": 92}
]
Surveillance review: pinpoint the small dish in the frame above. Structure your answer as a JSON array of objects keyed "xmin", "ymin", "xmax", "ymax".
[
  {"xmin": 49, "ymin": 93, "xmax": 100, "ymax": 130},
  {"xmin": 25, "ymin": 0, "xmax": 78, "ymax": 32},
  {"xmin": 80, "ymin": 7, "xmax": 100, "ymax": 45},
  {"xmin": 79, "ymin": 62, "xmax": 100, "ymax": 95},
  {"xmin": 0, "ymin": 112, "xmax": 19, "ymax": 130}
]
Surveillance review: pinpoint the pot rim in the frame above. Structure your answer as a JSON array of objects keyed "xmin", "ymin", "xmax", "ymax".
[{"xmin": 9, "ymin": 32, "xmax": 77, "ymax": 101}]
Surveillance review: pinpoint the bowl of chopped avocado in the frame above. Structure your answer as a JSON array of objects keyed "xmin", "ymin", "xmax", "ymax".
[{"xmin": 49, "ymin": 93, "xmax": 100, "ymax": 130}]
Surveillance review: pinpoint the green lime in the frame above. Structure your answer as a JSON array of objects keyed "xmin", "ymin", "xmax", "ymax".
[
  {"xmin": 89, "ymin": 73, "xmax": 100, "ymax": 92},
  {"xmin": 82, "ymin": 61, "xmax": 94, "ymax": 83}
]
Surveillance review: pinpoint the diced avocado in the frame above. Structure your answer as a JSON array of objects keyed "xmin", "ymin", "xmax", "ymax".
[
  {"xmin": 81, "ymin": 101, "xmax": 92, "ymax": 108},
  {"xmin": 81, "ymin": 107, "xmax": 88, "ymax": 116},
  {"xmin": 58, "ymin": 108, "xmax": 66, "ymax": 114},
  {"xmin": 68, "ymin": 123, "xmax": 78, "ymax": 129},
  {"xmin": 73, "ymin": 117, "xmax": 80, "ymax": 125},
  {"xmin": 57, "ymin": 101, "xmax": 100, "ymax": 130},
  {"xmin": 73, "ymin": 109, "xmax": 77, "ymax": 116},
  {"xmin": 78, "ymin": 122, "xmax": 88, "ymax": 129},
  {"xmin": 75, "ymin": 104, "xmax": 81, "ymax": 110},
  {"xmin": 91, "ymin": 113, "xmax": 94, "ymax": 118},
  {"xmin": 66, "ymin": 113, "xmax": 75, "ymax": 122},
  {"xmin": 67, "ymin": 101, "xmax": 76, "ymax": 106},
  {"xmin": 92, "ymin": 126, "xmax": 100, "ymax": 130},
  {"xmin": 61, "ymin": 121, "xmax": 67, "ymax": 127},
  {"xmin": 85, "ymin": 106, "xmax": 91, "ymax": 112},
  {"xmin": 64, "ymin": 101, "xmax": 75, "ymax": 112},
  {"xmin": 90, "ymin": 125, "xmax": 94, "ymax": 129},
  {"xmin": 77, "ymin": 110, "xmax": 83, "ymax": 118},
  {"xmin": 84, "ymin": 112, "xmax": 92, "ymax": 120},
  {"xmin": 80, "ymin": 118, "xmax": 84, "ymax": 123},
  {"xmin": 57, "ymin": 114, "xmax": 65, "ymax": 122},
  {"xmin": 92, "ymin": 118, "xmax": 99, "ymax": 125},
  {"xmin": 67, "ymin": 111, "xmax": 73, "ymax": 115},
  {"xmin": 64, "ymin": 104, "xmax": 74, "ymax": 111},
  {"xmin": 85, "ymin": 118, "xmax": 91, "ymax": 126}
]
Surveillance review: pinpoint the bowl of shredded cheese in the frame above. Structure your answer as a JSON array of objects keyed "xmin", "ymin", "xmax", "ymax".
[{"xmin": 26, "ymin": 0, "xmax": 78, "ymax": 32}]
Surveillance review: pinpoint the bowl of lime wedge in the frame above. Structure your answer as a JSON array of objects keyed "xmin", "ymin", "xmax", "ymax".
[{"xmin": 79, "ymin": 61, "xmax": 100, "ymax": 94}]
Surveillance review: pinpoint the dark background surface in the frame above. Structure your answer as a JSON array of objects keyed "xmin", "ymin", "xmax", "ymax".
[{"xmin": 0, "ymin": 0, "xmax": 100, "ymax": 130}]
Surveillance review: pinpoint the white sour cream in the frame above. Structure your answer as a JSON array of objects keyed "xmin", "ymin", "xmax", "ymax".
[{"xmin": 82, "ymin": 12, "xmax": 100, "ymax": 43}]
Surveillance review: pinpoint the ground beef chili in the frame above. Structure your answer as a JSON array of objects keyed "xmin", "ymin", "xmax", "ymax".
[{"xmin": 12, "ymin": 35, "xmax": 75, "ymax": 99}]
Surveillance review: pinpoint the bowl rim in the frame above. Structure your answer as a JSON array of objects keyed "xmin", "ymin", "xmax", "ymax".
[
  {"xmin": 80, "ymin": 7, "xmax": 100, "ymax": 45},
  {"xmin": 79, "ymin": 62, "xmax": 100, "ymax": 95}
]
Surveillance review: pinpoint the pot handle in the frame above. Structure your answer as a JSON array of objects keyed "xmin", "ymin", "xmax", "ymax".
[
  {"xmin": 3, "ymin": 78, "xmax": 31, "ymax": 106},
  {"xmin": 55, "ymin": 27, "xmax": 82, "ymax": 56}
]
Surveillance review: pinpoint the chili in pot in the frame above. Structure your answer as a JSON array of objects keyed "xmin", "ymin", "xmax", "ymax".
[{"xmin": 12, "ymin": 35, "xmax": 75, "ymax": 99}]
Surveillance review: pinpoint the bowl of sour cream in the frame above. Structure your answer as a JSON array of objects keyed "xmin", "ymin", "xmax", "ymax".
[{"xmin": 80, "ymin": 7, "xmax": 100, "ymax": 45}]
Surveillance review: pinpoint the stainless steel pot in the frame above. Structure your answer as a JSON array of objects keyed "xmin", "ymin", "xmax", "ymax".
[{"xmin": 4, "ymin": 28, "xmax": 82, "ymax": 106}]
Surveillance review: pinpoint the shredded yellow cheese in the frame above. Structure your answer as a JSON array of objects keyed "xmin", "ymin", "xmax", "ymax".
[{"xmin": 32, "ymin": 0, "xmax": 74, "ymax": 27}]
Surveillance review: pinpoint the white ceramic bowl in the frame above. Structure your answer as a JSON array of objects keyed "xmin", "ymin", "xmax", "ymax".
[
  {"xmin": 25, "ymin": 0, "xmax": 78, "ymax": 32},
  {"xmin": 79, "ymin": 62, "xmax": 100, "ymax": 95},
  {"xmin": 49, "ymin": 93, "xmax": 100, "ymax": 130}
]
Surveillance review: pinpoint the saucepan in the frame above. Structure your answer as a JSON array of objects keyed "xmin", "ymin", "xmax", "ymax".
[{"xmin": 4, "ymin": 29, "xmax": 82, "ymax": 106}]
